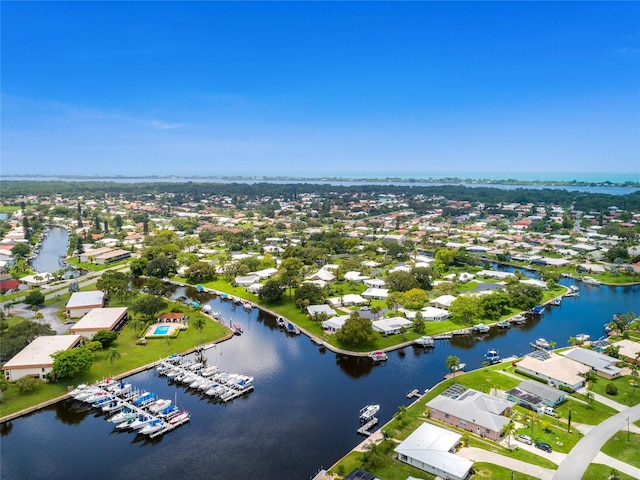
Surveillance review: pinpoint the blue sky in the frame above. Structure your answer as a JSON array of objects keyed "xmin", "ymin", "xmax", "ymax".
[{"xmin": 2, "ymin": 1, "xmax": 639, "ymax": 180}]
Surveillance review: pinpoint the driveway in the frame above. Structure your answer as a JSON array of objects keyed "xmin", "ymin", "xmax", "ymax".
[{"xmin": 458, "ymin": 446, "xmax": 556, "ymax": 480}]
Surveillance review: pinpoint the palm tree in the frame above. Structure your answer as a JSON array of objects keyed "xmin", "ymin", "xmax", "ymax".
[
  {"xmin": 107, "ymin": 348, "xmax": 121, "ymax": 366},
  {"xmin": 446, "ymin": 355, "xmax": 461, "ymax": 377},
  {"xmin": 501, "ymin": 420, "xmax": 516, "ymax": 448},
  {"xmin": 191, "ymin": 315, "xmax": 207, "ymax": 340}
]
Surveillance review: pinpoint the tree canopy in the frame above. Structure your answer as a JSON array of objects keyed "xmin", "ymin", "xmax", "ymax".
[{"xmin": 52, "ymin": 347, "xmax": 93, "ymax": 379}]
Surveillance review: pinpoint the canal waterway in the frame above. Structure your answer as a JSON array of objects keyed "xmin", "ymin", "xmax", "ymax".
[
  {"xmin": 2, "ymin": 271, "xmax": 638, "ymax": 479},
  {"xmin": 29, "ymin": 226, "xmax": 69, "ymax": 273}
]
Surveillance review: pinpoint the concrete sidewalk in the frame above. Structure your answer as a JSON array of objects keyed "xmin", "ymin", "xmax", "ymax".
[{"xmin": 593, "ymin": 451, "xmax": 640, "ymax": 479}]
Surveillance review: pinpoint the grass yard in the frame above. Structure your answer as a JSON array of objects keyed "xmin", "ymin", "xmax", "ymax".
[
  {"xmin": 601, "ymin": 430, "xmax": 640, "ymax": 469},
  {"xmin": 581, "ymin": 463, "xmax": 637, "ymax": 480},
  {"xmin": 554, "ymin": 398, "xmax": 618, "ymax": 425},
  {"xmin": 472, "ymin": 462, "xmax": 540, "ymax": 480},
  {"xmin": 590, "ymin": 375, "xmax": 640, "ymax": 407},
  {"xmin": 512, "ymin": 419, "xmax": 581, "ymax": 454}
]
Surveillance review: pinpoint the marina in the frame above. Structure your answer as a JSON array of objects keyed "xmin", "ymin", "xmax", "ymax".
[{"xmin": 2, "ymin": 275, "xmax": 639, "ymax": 480}]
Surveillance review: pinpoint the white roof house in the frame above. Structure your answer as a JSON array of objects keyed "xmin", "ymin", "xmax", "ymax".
[
  {"xmin": 343, "ymin": 271, "xmax": 370, "ymax": 282},
  {"xmin": 420, "ymin": 306, "xmax": 451, "ymax": 321},
  {"xmin": 561, "ymin": 348, "xmax": 622, "ymax": 379},
  {"xmin": 321, "ymin": 315, "xmax": 350, "ymax": 332},
  {"xmin": 69, "ymin": 307, "xmax": 128, "ymax": 338},
  {"xmin": 307, "ymin": 304, "xmax": 337, "ymax": 318},
  {"xmin": 3, "ymin": 335, "xmax": 83, "ymax": 381},
  {"xmin": 362, "ymin": 287, "xmax": 389, "ymax": 299},
  {"xmin": 307, "ymin": 269, "xmax": 335, "ymax": 282},
  {"xmin": 516, "ymin": 353, "xmax": 590, "ymax": 391},
  {"xmin": 246, "ymin": 283, "xmax": 264, "ymax": 294},
  {"xmin": 235, "ymin": 274, "xmax": 260, "ymax": 286},
  {"xmin": 363, "ymin": 278, "xmax": 386, "ymax": 288},
  {"xmin": 252, "ymin": 268, "xmax": 279, "ymax": 279},
  {"xmin": 327, "ymin": 294, "xmax": 367, "ymax": 307},
  {"xmin": 66, "ymin": 291, "xmax": 105, "ymax": 318},
  {"xmin": 394, "ymin": 423, "xmax": 473, "ymax": 480},
  {"xmin": 372, "ymin": 317, "xmax": 413, "ymax": 335},
  {"xmin": 430, "ymin": 295, "xmax": 457, "ymax": 310}
]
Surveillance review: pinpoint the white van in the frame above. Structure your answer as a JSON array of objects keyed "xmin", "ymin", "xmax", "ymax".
[{"xmin": 538, "ymin": 406, "xmax": 556, "ymax": 417}]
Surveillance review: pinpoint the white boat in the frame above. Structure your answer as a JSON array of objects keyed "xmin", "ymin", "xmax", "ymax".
[
  {"xmin": 535, "ymin": 338, "xmax": 550, "ymax": 349},
  {"xmin": 575, "ymin": 333, "xmax": 590, "ymax": 342},
  {"xmin": 140, "ymin": 419, "xmax": 167, "ymax": 436},
  {"xmin": 484, "ymin": 349, "xmax": 501, "ymax": 364},
  {"xmin": 148, "ymin": 399, "xmax": 172, "ymax": 414},
  {"xmin": 200, "ymin": 365, "xmax": 219, "ymax": 377},
  {"xmin": 84, "ymin": 390, "xmax": 110, "ymax": 403},
  {"xmin": 582, "ymin": 276, "xmax": 600, "ymax": 286},
  {"xmin": 414, "ymin": 336, "xmax": 434, "ymax": 348},
  {"xmin": 69, "ymin": 384, "xmax": 90, "ymax": 397},
  {"xmin": 359, "ymin": 404, "xmax": 380, "ymax": 422},
  {"xmin": 202, "ymin": 304, "xmax": 212, "ymax": 314},
  {"xmin": 73, "ymin": 388, "xmax": 102, "ymax": 401},
  {"xmin": 276, "ymin": 316, "xmax": 286, "ymax": 328},
  {"xmin": 108, "ymin": 408, "xmax": 135, "ymax": 423},
  {"xmin": 205, "ymin": 384, "xmax": 226, "ymax": 397},
  {"xmin": 168, "ymin": 411, "xmax": 190, "ymax": 425},
  {"xmin": 368, "ymin": 351, "xmax": 388, "ymax": 362},
  {"xmin": 232, "ymin": 376, "xmax": 254, "ymax": 390},
  {"xmin": 101, "ymin": 400, "xmax": 124, "ymax": 412},
  {"xmin": 116, "ymin": 415, "xmax": 138, "ymax": 429},
  {"xmin": 129, "ymin": 414, "xmax": 156, "ymax": 430},
  {"xmin": 111, "ymin": 383, "xmax": 132, "ymax": 396},
  {"xmin": 473, "ymin": 323, "xmax": 490, "ymax": 333}
]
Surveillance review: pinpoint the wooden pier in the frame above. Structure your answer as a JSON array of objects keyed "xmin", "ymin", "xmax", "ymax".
[
  {"xmin": 357, "ymin": 417, "xmax": 378, "ymax": 436},
  {"xmin": 149, "ymin": 415, "xmax": 191, "ymax": 439}
]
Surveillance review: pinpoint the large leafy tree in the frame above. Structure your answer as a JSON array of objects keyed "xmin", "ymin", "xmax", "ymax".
[
  {"xmin": 411, "ymin": 267, "xmax": 433, "ymax": 290},
  {"xmin": 403, "ymin": 288, "xmax": 429, "ymax": 309},
  {"xmin": 294, "ymin": 283, "xmax": 325, "ymax": 306},
  {"xmin": 185, "ymin": 262, "xmax": 217, "ymax": 284},
  {"xmin": 258, "ymin": 279, "xmax": 285, "ymax": 303},
  {"xmin": 131, "ymin": 295, "xmax": 167, "ymax": 319},
  {"xmin": 335, "ymin": 314, "xmax": 376, "ymax": 347},
  {"xmin": 385, "ymin": 270, "xmax": 418, "ymax": 292},
  {"xmin": 0, "ymin": 320, "xmax": 55, "ymax": 361},
  {"xmin": 23, "ymin": 290, "xmax": 45, "ymax": 307},
  {"xmin": 96, "ymin": 271, "xmax": 129, "ymax": 299},
  {"xmin": 506, "ymin": 283, "xmax": 543, "ymax": 310},
  {"xmin": 52, "ymin": 347, "xmax": 93, "ymax": 379},
  {"xmin": 448, "ymin": 295, "xmax": 480, "ymax": 324},
  {"xmin": 145, "ymin": 254, "xmax": 177, "ymax": 278},
  {"xmin": 479, "ymin": 292, "xmax": 511, "ymax": 320},
  {"xmin": 91, "ymin": 330, "xmax": 118, "ymax": 348}
]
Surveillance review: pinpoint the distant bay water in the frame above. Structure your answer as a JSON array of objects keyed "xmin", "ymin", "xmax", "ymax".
[{"xmin": 1, "ymin": 175, "xmax": 638, "ymax": 195}]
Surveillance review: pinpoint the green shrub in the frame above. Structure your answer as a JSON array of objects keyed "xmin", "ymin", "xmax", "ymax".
[
  {"xmin": 605, "ymin": 383, "xmax": 618, "ymax": 396},
  {"xmin": 514, "ymin": 369, "xmax": 548, "ymax": 384},
  {"xmin": 558, "ymin": 384, "xmax": 574, "ymax": 393}
]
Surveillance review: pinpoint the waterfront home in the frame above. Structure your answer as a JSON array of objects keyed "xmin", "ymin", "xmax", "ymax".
[
  {"xmin": 613, "ymin": 339, "xmax": 640, "ymax": 365},
  {"xmin": 306, "ymin": 304, "xmax": 337, "ymax": 319},
  {"xmin": 327, "ymin": 294, "xmax": 367, "ymax": 307},
  {"xmin": 363, "ymin": 278, "xmax": 386, "ymax": 288},
  {"xmin": 321, "ymin": 315, "xmax": 350, "ymax": 333},
  {"xmin": 420, "ymin": 306, "xmax": 451, "ymax": 321},
  {"xmin": 426, "ymin": 384, "xmax": 513, "ymax": 442},
  {"xmin": 251, "ymin": 267, "xmax": 278, "ymax": 279},
  {"xmin": 394, "ymin": 422, "xmax": 473, "ymax": 480},
  {"xmin": 514, "ymin": 351, "xmax": 590, "ymax": 391},
  {"xmin": 66, "ymin": 291, "xmax": 105, "ymax": 318},
  {"xmin": 429, "ymin": 295, "xmax": 457, "ymax": 310},
  {"xmin": 561, "ymin": 348, "xmax": 623, "ymax": 380},
  {"xmin": 3, "ymin": 335, "xmax": 83, "ymax": 381},
  {"xmin": 234, "ymin": 274, "xmax": 260, "ymax": 286},
  {"xmin": 343, "ymin": 271, "xmax": 370, "ymax": 282},
  {"xmin": 157, "ymin": 312, "xmax": 188, "ymax": 324},
  {"xmin": 506, "ymin": 380, "xmax": 567, "ymax": 411},
  {"xmin": 476, "ymin": 269, "xmax": 515, "ymax": 280},
  {"xmin": 372, "ymin": 316, "xmax": 413, "ymax": 336},
  {"xmin": 69, "ymin": 307, "xmax": 128, "ymax": 338}
]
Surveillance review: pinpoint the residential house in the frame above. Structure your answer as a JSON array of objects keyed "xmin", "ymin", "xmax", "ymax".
[
  {"xmin": 420, "ymin": 306, "xmax": 451, "ymax": 321},
  {"xmin": 307, "ymin": 305, "xmax": 337, "ymax": 319},
  {"xmin": 506, "ymin": 380, "xmax": 567, "ymax": 411},
  {"xmin": 66, "ymin": 291, "xmax": 105, "ymax": 318},
  {"xmin": 3, "ymin": 335, "xmax": 83, "ymax": 381},
  {"xmin": 69, "ymin": 307, "xmax": 128, "ymax": 338},
  {"xmin": 561, "ymin": 348, "xmax": 622, "ymax": 379},
  {"xmin": 515, "ymin": 351, "xmax": 590, "ymax": 391},
  {"xmin": 394, "ymin": 422, "xmax": 473, "ymax": 480},
  {"xmin": 372, "ymin": 316, "xmax": 413, "ymax": 335},
  {"xmin": 430, "ymin": 295, "xmax": 457, "ymax": 310},
  {"xmin": 426, "ymin": 384, "xmax": 513, "ymax": 442}
]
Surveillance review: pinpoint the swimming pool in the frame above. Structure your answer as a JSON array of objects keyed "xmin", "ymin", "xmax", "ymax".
[{"xmin": 153, "ymin": 325, "xmax": 170, "ymax": 335}]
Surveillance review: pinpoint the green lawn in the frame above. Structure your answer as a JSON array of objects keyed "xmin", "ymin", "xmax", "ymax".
[
  {"xmin": 601, "ymin": 430, "xmax": 640, "ymax": 469},
  {"xmin": 0, "ymin": 303, "xmax": 230, "ymax": 418},
  {"xmin": 473, "ymin": 462, "xmax": 540, "ymax": 480},
  {"xmin": 590, "ymin": 375, "xmax": 640, "ymax": 407},
  {"xmin": 582, "ymin": 463, "xmax": 637, "ymax": 480},
  {"xmin": 554, "ymin": 398, "xmax": 618, "ymax": 425},
  {"xmin": 512, "ymin": 417, "xmax": 581, "ymax": 454}
]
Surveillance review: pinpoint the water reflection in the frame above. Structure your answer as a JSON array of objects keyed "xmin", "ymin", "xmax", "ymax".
[
  {"xmin": 335, "ymin": 354, "xmax": 375, "ymax": 378},
  {"xmin": 55, "ymin": 398, "xmax": 91, "ymax": 425}
]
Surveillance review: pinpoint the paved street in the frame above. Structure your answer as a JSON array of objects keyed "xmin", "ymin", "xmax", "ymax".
[
  {"xmin": 458, "ymin": 446, "xmax": 556, "ymax": 480},
  {"xmin": 552, "ymin": 404, "xmax": 640, "ymax": 480}
]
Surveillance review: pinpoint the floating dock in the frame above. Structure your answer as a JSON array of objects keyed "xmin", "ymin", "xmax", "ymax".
[{"xmin": 357, "ymin": 417, "xmax": 378, "ymax": 436}]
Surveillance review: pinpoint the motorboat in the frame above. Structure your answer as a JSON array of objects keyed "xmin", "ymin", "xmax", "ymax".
[
  {"xmin": 575, "ymin": 333, "xmax": 590, "ymax": 342},
  {"xmin": 116, "ymin": 415, "xmax": 138, "ymax": 429},
  {"xmin": 91, "ymin": 396, "xmax": 115, "ymax": 408},
  {"xmin": 129, "ymin": 414, "xmax": 156, "ymax": 430},
  {"xmin": 535, "ymin": 338, "xmax": 550, "ymax": 349},
  {"xmin": 168, "ymin": 410, "xmax": 190, "ymax": 425},
  {"xmin": 102, "ymin": 400, "xmax": 124, "ymax": 413},
  {"xmin": 550, "ymin": 297, "xmax": 561, "ymax": 306},
  {"xmin": 368, "ymin": 351, "xmax": 388, "ymax": 362},
  {"xmin": 108, "ymin": 408, "xmax": 135, "ymax": 423},
  {"xmin": 276, "ymin": 317, "xmax": 286, "ymax": 328},
  {"xmin": 140, "ymin": 419, "xmax": 167, "ymax": 436},
  {"xmin": 414, "ymin": 336, "xmax": 434, "ymax": 348},
  {"xmin": 484, "ymin": 349, "xmax": 501, "ymax": 364},
  {"xmin": 582, "ymin": 276, "xmax": 600, "ymax": 286},
  {"xmin": 473, "ymin": 323, "xmax": 490, "ymax": 333},
  {"xmin": 232, "ymin": 323, "xmax": 243, "ymax": 335},
  {"xmin": 530, "ymin": 305, "xmax": 545, "ymax": 315},
  {"xmin": 148, "ymin": 399, "xmax": 172, "ymax": 414},
  {"xmin": 286, "ymin": 322, "xmax": 301, "ymax": 335},
  {"xmin": 200, "ymin": 365, "xmax": 219, "ymax": 377},
  {"xmin": 496, "ymin": 321, "xmax": 511, "ymax": 329},
  {"xmin": 359, "ymin": 404, "xmax": 380, "ymax": 422}
]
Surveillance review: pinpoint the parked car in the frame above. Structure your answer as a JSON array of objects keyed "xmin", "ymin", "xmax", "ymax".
[
  {"xmin": 538, "ymin": 406, "xmax": 557, "ymax": 417},
  {"xmin": 516, "ymin": 434, "xmax": 533, "ymax": 445},
  {"xmin": 535, "ymin": 441, "xmax": 552, "ymax": 453}
]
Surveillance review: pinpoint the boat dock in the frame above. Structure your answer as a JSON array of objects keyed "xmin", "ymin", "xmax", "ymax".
[
  {"xmin": 357, "ymin": 417, "xmax": 378, "ymax": 436},
  {"xmin": 148, "ymin": 414, "xmax": 191, "ymax": 439},
  {"xmin": 406, "ymin": 388, "xmax": 421, "ymax": 399}
]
